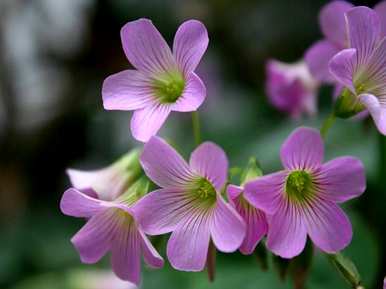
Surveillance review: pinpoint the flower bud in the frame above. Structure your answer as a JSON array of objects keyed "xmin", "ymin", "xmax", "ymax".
[
  {"xmin": 240, "ymin": 157, "xmax": 263, "ymax": 185},
  {"xmin": 333, "ymin": 89, "xmax": 365, "ymax": 119}
]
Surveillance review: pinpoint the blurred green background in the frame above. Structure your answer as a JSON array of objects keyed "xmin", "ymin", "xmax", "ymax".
[{"xmin": 0, "ymin": 0, "xmax": 384, "ymax": 288}]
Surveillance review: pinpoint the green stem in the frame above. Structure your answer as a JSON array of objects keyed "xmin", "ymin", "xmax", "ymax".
[
  {"xmin": 192, "ymin": 111, "xmax": 201, "ymax": 146},
  {"xmin": 320, "ymin": 112, "xmax": 336, "ymax": 139}
]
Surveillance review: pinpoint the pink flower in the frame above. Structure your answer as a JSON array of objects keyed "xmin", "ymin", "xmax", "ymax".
[
  {"xmin": 132, "ymin": 137, "xmax": 246, "ymax": 271},
  {"xmin": 102, "ymin": 18, "xmax": 208, "ymax": 142},
  {"xmin": 305, "ymin": 1, "xmax": 386, "ymax": 84},
  {"xmin": 265, "ymin": 59, "xmax": 319, "ymax": 118},
  {"xmin": 244, "ymin": 127, "xmax": 366, "ymax": 258},
  {"xmin": 227, "ymin": 184, "xmax": 268, "ymax": 255},
  {"xmin": 329, "ymin": 6, "xmax": 386, "ymax": 134},
  {"xmin": 60, "ymin": 158, "xmax": 163, "ymax": 284}
]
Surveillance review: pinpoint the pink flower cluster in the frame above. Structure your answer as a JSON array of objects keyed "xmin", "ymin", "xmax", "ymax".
[
  {"xmin": 58, "ymin": 6, "xmax": 380, "ymax": 285},
  {"xmin": 266, "ymin": 1, "xmax": 386, "ymax": 134}
]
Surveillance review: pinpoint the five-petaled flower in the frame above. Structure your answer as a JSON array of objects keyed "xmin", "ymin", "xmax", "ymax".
[
  {"xmin": 305, "ymin": 1, "xmax": 386, "ymax": 88},
  {"xmin": 244, "ymin": 127, "xmax": 366, "ymax": 258},
  {"xmin": 329, "ymin": 6, "xmax": 386, "ymax": 134},
  {"xmin": 265, "ymin": 59, "xmax": 319, "ymax": 118},
  {"xmin": 132, "ymin": 137, "xmax": 246, "ymax": 271},
  {"xmin": 60, "ymin": 157, "xmax": 163, "ymax": 284},
  {"xmin": 102, "ymin": 18, "xmax": 208, "ymax": 142}
]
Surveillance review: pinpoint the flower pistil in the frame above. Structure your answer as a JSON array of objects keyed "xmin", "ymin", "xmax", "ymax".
[
  {"xmin": 152, "ymin": 71, "xmax": 185, "ymax": 103},
  {"xmin": 285, "ymin": 170, "xmax": 315, "ymax": 203}
]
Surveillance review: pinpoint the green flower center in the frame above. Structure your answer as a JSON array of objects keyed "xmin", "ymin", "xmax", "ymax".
[
  {"xmin": 192, "ymin": 177, "xmax": 217, "ymax": 203},
  {"xmin": 285, "ymin": 170, "xmax": 315, "ymax": 203},
  {"xmin": 152, "ymin": 71, "xmax": 185, "ymax": 103}
]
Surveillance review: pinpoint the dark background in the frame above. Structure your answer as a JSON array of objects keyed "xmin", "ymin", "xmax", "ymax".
[{"xmin": 0, "ymin": 0, "xmax": 384, "ymax": 288}]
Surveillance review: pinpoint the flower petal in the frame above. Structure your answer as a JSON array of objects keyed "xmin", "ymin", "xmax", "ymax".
[
  {"xmin": 266, "ymin": 200, "xmax": 307, "ymax": 258},
  {"xmin": 244, "ymin": 171, "xmax": 287, "ymax": 215},
  {"xmin": 319, "ymin": 1, "xmax": 353, "ymax": 46},
  {"xmin": 120, "ymin": 19, "xmax": 175, "ymax": 75},
  {"xmin": 139, "ymin": 230, "xmax": 164, "ymax": 268},
  {"xmin": 305, "ymin": 40, "xmax": 340, "ymax": 83},
  {"xmin": 316, "ymin": 156, "xmax": 366, "ymax": 203},
  {"xmin": 189, "ymin": 142, "xmax": 228, "ymax": 190},
  {"xmin": 346, "ymin": 6, "xmax": 381, "ymax": 67},
  {"xmin": 132, "ymin": 188, "xmax": 196, "ymax": 235},
  {"xmin": 359, "ymin": 93, "xmax": 386, "ymax": 135},
  {"xmin": 102, "ymin": 70, "xmax": 155, "ymax": 111},
  {"xmin": 210, "ymin": 196, "xmax": 246, "ymax": 252},
  {"xmin": 375, "ymin": 0, "xmax": 386, "ymax": 37},
  {"xmin": 304, "ymin": 200, "xmax": 352, "ymax": 253},
  {"xmin": 167, "ymin": 209, "xmax": 211, "ymax": 271},
  {"xmin": 228, "ymin": 193, "xmax": 268, "ymax": 255},
  {"xmin": 226, "ymin": 184, "xmax": 243, "ymax": 201},
  {"xmin": 329, "ymin": 48, "xmax": 357, "ymax": 92},
  {"xmin": 140, "ymin": 137, "xmax": 195, "ymax": 189},
  {"xmin": 60, "ymin": 188, "xmax": 109, "ymax": 218},
  {"xmin": 384, "ymin": 277, "xmax": 386, "ymax": 289},
  {"xmin": 130, "ymin": 103, "xmax": 171, "ymax": 142},
  {"xmin": 239, "ymin": 208, "xmax": 267, "ymax": 255},
  {"xmin": 280, "ymin": 127, "xmax": 324, "ymax": 171},
  {"xmin": 361, "ymin": 37, "xmax": 386, "ymax": 96},
  {"xmin": 66, "ymin": 168, "xmax": 127, "ymax": 202},
  {"xmin": 173, "ymin": 20, "xmax": 209, "ymax": 75},
  {"xmin": 171, "ymin": 73, "xmax": 206, "ymax": 112},
  {"xmin": 111, "ymin": 219, "xmax": 141, "ymax": 284},
  {"xmin": 71, "ymin": 209, "xmax": 118, "ymax": 263}
]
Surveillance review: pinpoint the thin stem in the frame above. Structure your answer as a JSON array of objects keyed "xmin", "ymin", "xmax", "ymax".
[
  {"xmin": 320, "ymin": 112, "xmax": 336, "ymax": 139},
  {"xmin": 192, "ymin": 111, "xmax": 201, "ymax": 146}
]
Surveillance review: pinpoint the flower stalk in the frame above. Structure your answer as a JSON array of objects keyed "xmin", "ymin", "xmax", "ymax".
[{"xmin": 320, "ymin": 112, "xmax": 336, "ymax": 139}]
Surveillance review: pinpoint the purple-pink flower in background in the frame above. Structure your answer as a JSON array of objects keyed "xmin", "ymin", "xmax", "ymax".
[
  {"xmin": 265, "ymin": 59, "xmax": 319, "ymax": 118},
  {"xmin": 132, "ymin": 137, "xmax": 246, "ymax": 271},
  {"xmin": 329, "ymin": 6, "xmax": 386, "ymax": 134},
  {"xmin": 244, "ymin": 127, "xmax": 366, "ymax": 258},
  {"xmin": 227, "ymin": 184, "xmax": 268, "ymax": 255},
  {"xmin": 102, "ymin": 18, "xmax": 208, "ymax": 142},
  {"xmin": 60, "ymin": 157, "xmax": 163, "ymax": 284},
  {"xmin": 384, "ymin": 276, "xmax": 386, "ymax": 289},
  {"xmin": 305, "ymin": 1, "xmax": 386, "ymax": 86},
  {"xmin": 305, "ymin": 1, "xmax": 353, "ymax": 84}
]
